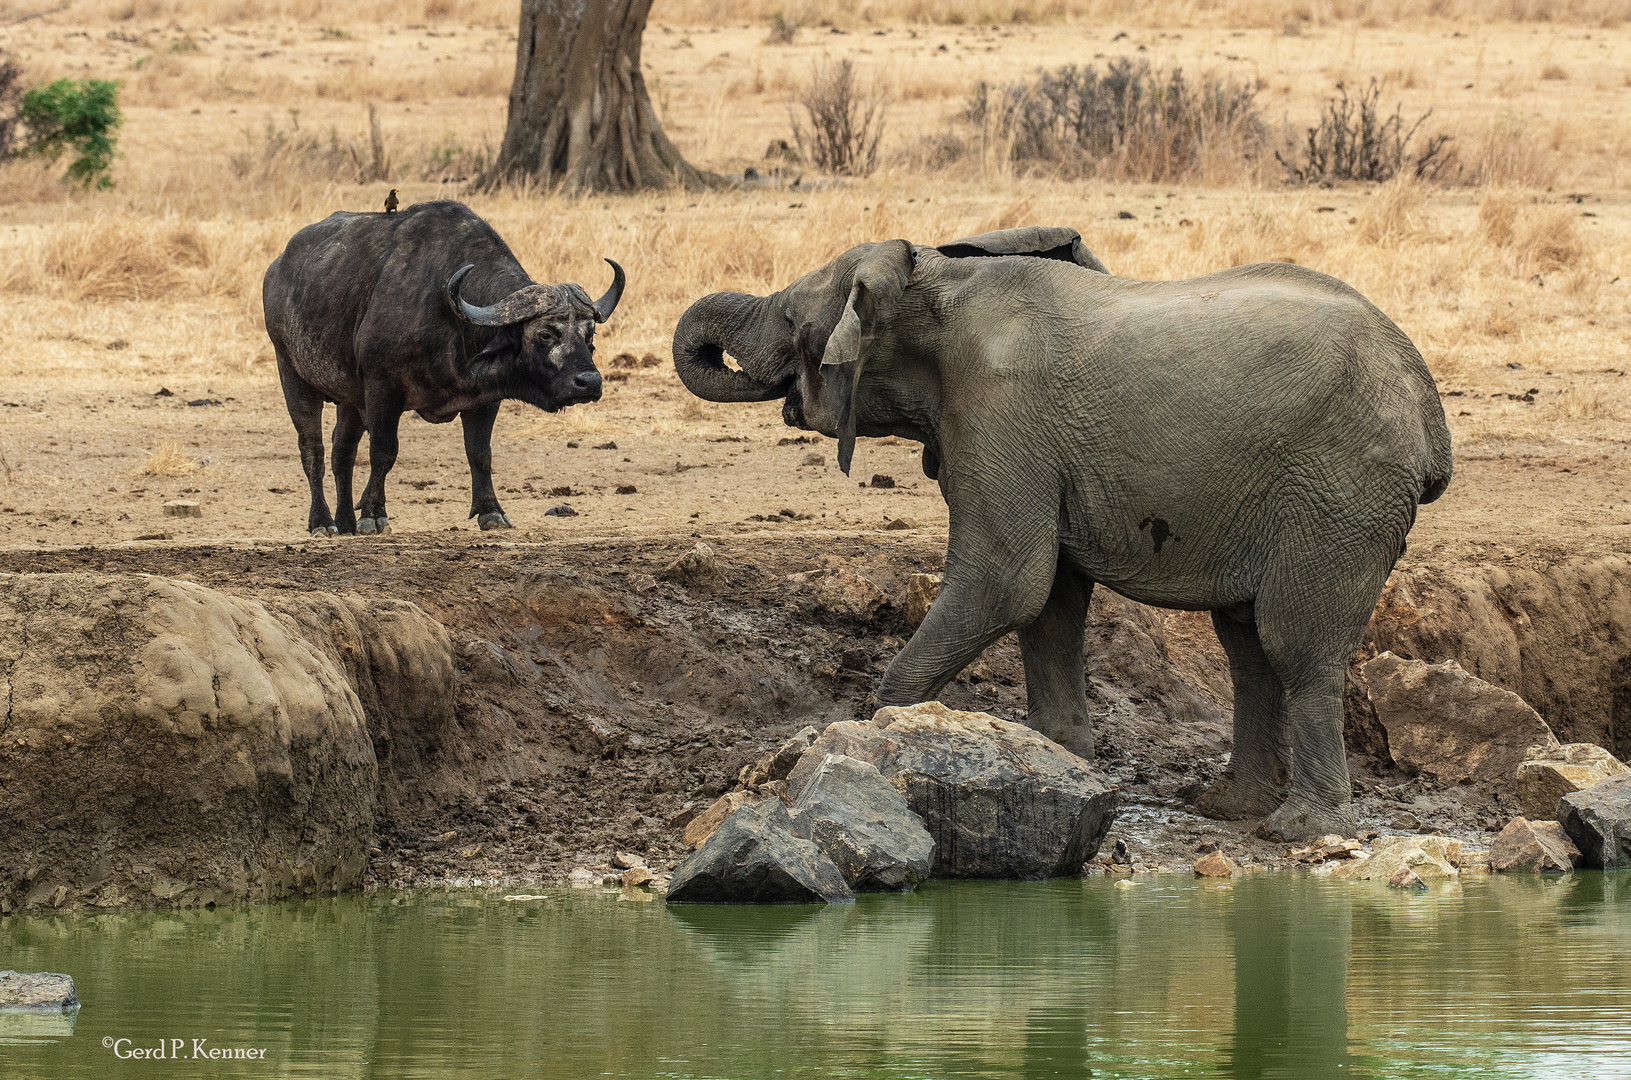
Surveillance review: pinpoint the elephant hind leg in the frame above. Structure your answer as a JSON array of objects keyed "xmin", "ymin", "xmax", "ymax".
[
  {"xmin": 1249, "ymin": 551, "xmax": 1395, "ymax": 842},
  {"xmin": 1194, "ymin": 609, "xmax": 1289, "ymax": 821}
]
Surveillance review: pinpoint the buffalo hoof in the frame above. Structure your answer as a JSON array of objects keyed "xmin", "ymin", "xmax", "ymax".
[
  {"xmin": 356, "ymin": 515, "xmax": 391, "ymax": 536},
  {"xmin": 1253, "ymin": 796, "xmax": 1357, "ymax": 843},
  {"xmin": 477, "ymin": 511, "xmax": 514, "ymax": 531},
  {"xmin": 1194, "ymin": 773, "xmax": 1285, "ymax": 821},
  {"xmin": 309, "ymin": 526, "xmax": 338, "ymax": 538}
]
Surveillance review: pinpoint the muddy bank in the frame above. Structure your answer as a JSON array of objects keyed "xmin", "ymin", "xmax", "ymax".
[{"xmin": 3, "ymin": 537, "xmax": 1629, "ymax": 909}]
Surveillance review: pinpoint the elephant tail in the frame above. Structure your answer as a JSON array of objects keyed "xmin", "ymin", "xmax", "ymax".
[
  {"xmin": 1418, "ymin": 372, "xmax": 1454, "ymax": 505},
  {"xmin": 1421, "ymin": 442, "xmax": 1452, "ymax": 504}
]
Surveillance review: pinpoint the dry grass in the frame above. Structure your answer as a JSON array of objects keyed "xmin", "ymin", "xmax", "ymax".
[{"xmin": 139, "ymin": 440, "xmax": 198, "ymax": 476}]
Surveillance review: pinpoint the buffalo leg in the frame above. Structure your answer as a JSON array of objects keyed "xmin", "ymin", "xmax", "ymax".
[
  {"xmin": 1015, "ymin": 559, "xmax": 1095, "ymax": 757},
  {"xmin": 276, "ymin": 352, "xmax": 335, "ymax": 536},
  {"xmin": 1194, "ymin": 609, "xmax": 1290, "ymax": 820},
  {"xmin": 354, "ymin": 392, "xmax": 403, "ymax": 535},
  {"xmin": 461, "ymin": 401, "xmax": 512, "ymax": 530},
  {"xmin": 331, "ymin": 403, "xmax": 365, "ymax": 536}
]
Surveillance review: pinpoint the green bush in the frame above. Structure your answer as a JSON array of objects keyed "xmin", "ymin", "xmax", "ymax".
[{"xmin": 22, "ymin": 77, "xmax": 122, "ymax": 190}]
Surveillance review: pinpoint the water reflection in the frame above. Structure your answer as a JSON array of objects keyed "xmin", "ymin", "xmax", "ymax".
[{"xmin": 0, "ymin": 874, "xmax": 1627, "ymax": 1079}]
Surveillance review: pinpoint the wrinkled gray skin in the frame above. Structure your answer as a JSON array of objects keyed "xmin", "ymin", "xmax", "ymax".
[
  {"xmin": 263, "ymin": 201, "xmax": 622, "ymax": 536},
  {"xmin": 672, "ymin": 227, "xmax": 1452, "ymax": 841}
]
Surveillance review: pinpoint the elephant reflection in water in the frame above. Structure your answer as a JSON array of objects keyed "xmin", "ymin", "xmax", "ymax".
[{"xmin": 1226, "ymin": 878, "xmax": 1355, "ymax": 1078}]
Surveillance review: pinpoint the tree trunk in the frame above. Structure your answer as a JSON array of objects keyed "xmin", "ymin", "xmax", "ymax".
[{"xmin": 482, "ymin": 0, "xmax": 718, "ymax": 194}]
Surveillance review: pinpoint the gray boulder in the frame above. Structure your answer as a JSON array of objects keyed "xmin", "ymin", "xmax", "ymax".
[
  {"xmin": 789, "ymin": 753, "xmax": 934, "ymax": 891},
  {"xmin": 1516, "ymin": 743, "xmax": 1629, "ymax": 820},
  {"xmin": 739, "ymin": 725, "xmax": 821, "ymax": 789},
  {"xmin": 787, "ymin": 702, "xmax": 1118, "ymax": 879},
  {"xmin": 0, "ymin": 971, "xmax": 78, "ymax": 1010},
  {"xmin": 666, "ymin": 799, "xmax": 854, "ymax": 904},
  {"xmin": 1360, "ymin": 652, "xmax": 1557, "ymax": 793},
  {"xmin": 1558, "ymin": 773, "xmax": 1631, "ymax": 869}
]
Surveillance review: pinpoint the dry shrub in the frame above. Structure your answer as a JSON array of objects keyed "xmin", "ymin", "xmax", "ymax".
[
  {"xmin": 139, "ymin": 440, "xmax": 197, "ymax": 477},
  {"xmin": 1354, "ymin": 176, "xmax": 1424, "ymax": 245},
  {"xmin": 1480, "ymin": 191, "xmax": 1590, "ymax": 274},
  {"xmin": 43, "ymin": 217, "xmax": 203, "ymax": 300},
  {"xmin": 1279, "ymin": 79, "xmax": 1452, "ymax": 184},
  {"xmin": 791, "ymin": 59, "xmax": 886, "ymax": 177},
  {"xmin": 1548, "ymin": 384, "xmax": 1615, "ymax": 421},
  {"xmin": 1464, "ymin": 111, "xmax": 1559, "ymax": 189},
  {"xmin": 965, "ymin": 58, "xmax": 1267, "ymax": 185}
]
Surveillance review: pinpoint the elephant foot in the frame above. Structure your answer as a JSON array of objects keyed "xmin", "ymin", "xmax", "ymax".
[
  {"xmin": 1021, "ymin": 712, "xmax": 1094, "ymax": 759},
  {"xmin": 1193, "ymin": 772, "xmax": 1285, "ymax": 821},
  {"xmin": 477, "ymin": 511, "xmax": 514, "ymax": 531},
  {"xmin": 1253, "ymin": 795, "xmax": 1357, "ymax": 843},
  {"xmin": 309, "ymin": 525, "xmax": 338, "ymax": 538},
  {"xmin": 356, "ymin": 514, "xmax": 391, "ymax": 536}
]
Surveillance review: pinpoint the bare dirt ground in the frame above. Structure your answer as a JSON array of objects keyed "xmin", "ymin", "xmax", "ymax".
[{"xmin": 4, "ymin": 3, "xmax": 1631, "ymax": 886}]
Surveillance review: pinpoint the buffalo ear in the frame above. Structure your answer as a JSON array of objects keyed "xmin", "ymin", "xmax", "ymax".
[
  {"xmin": 820, "ymin": 239, "xmax": 914, "ymax": 475},
  {"xmin": 471, "ymin": 330, "xmax": 519, "ymax": 369}
]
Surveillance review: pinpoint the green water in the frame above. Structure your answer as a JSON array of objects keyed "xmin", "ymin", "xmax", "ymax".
[{"xmin": 2, "ymin": 873, "xmax": 1629, "ymax": 1079}]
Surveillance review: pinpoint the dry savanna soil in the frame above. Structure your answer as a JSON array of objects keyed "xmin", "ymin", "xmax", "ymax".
[{"xmin": 3, "ymin": 2, "xmax": 1631, "ymax": 889}]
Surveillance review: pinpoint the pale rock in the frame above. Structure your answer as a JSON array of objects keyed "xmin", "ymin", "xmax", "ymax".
[
  {"xmin": 738, "ymin": 726, "xmax": 820, "ymax": 789},
  {"xmin": 904, "ymin": 574, "xmax": 942, "ymax": 630},
  {"xmin": 1361, "ymin": 652, "xmax": 1557, "ymax": 793},
  {"xmin": 0, "ymin": 971, "xmax": 78, "ymax": 1010},
  {"xmin": 1193, "ymin": 852, "xmax": 1238, "ymax": 877},
  {"xmin": 1516, "ymin": 743, "xmax": 1629, "ymax": 820},
  {"xmin": 784, "ymin": 568, "xmax": 887, "ymax": 621},
  {"xmin": 682, "ymin": 789, "xmax": 771, "ymax": 848},
  {"xmin": 1490, "ymin": 817, "xmax": 1579, "ymax": 873},
  {"xmin": 660, "ymin": 542, "xmax": 717, "ymax": 584}
]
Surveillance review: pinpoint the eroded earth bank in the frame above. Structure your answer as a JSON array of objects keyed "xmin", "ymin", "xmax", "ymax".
[{"xmin": 4, "ymin": 534, "xmax": 1631, "ymax": 912}]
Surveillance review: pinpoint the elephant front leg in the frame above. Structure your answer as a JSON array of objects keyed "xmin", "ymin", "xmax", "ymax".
[
  {"xmin": 1194, "ymin": 610, "xmax": 1291, "ymax": 821},
  {"xmin": 461, "ymin": 401, "xmax": 512, "ymax": 530},
  {"xmin": 1016, "ymin": 559, "xmax": 1096, "ymax": 758},
  {"xmin": 877, "ymin": 516, "xmax": 1059, "ymax": 719}
]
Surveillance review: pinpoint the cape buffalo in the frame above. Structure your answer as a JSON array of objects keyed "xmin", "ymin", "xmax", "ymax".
[{"xmin": 263, "ymin": 200, "xmax": 623, "ymax": 536}]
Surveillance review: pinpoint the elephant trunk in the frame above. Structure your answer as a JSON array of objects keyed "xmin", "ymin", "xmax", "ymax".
[{"xmin": 671, "ymin": 291, "xmax": 793, "ymax": 403}]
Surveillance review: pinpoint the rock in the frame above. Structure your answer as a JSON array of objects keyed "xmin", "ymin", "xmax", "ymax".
[
  {"xmin": 162, "ymin": 499, "xmax": 202, "ymax": 517},
  {"xmin": 567, "ymin": 715, "xmax": 625, "ymax": 758},
  {"xmin": 1327, "ymin": 835, "xmax": 1461, "ymax": 882},
  {"xmin": 1388, "ymin": 867, "xmax": 1428, "ymax": 891},
  {"xmin": 738, "ymin": 726, "xmax": 820, "ymax": 789},
  {"xmin": 1288, "ymin": 836, "xmax": 1362, "ymax": 862},
  {"xmin": 620, "ymin": 866, "xmax": 654, "ymax": 887},
  {"xmin": 1193, "ymin": 852, "xmax": 1237, "ymax": 877},
  {"xmin": 683, "ymin": 789, "xmax": 770, "ymax": 848},
  {"xmin": 667, "ymin": 803, "xmax": 699, "ymax": 829},
  {"xmin": 567, "ymin": 867, "xmax": 599, "ymax": 887},
  {"xmin": 1490, "ymin": 817, "xmax": 1579, "ymax": 873},
  {"xmin": 759, "ymin": 779, "xmax": 791, "ymax": 804},
  {"xmin": 1360, "ymin": 652, "xmax": 1558, "ymax": 792},
  {"xmin": 0, "ymin": 971, "xmax": 78, "ymax": 1010},
  {"xmin": 1516, "ymin": 743, "xmax": 1629, "ymax": 820},
  {"xmin": 904, "ymin": 573, "xmax": 942, "ymax": 630},
  {"xmin": 789, "ymin": 754, "xmax": 934, "ymax": 891},
  {"xmin": 784, "ymin": 568, "xmax": 887, "ymax": 621},
  {"xmin": 1558, "ymin": 773, "xmax": 1631, "ymax": 868},
  {"xmin": 785, "ymin": 702, "xmax": 1118, "ymax": 879},
  {"xmin": 883, "ymin": 518, "xmax": 913, "ymax": 530},
  {"xmin": 611, "ymin": 851, "xmax": 645, "ymax": 870},
  {"xmin": 660, "ymin": 542, "xmax": 717, "ymax": 584},
  {"xmin": 666, "ymin": 799, "xmax": 853, "ymax": 904},
  {"xmin": 0, "ymin": 573, "xmax": 381, "ymax": 912}
]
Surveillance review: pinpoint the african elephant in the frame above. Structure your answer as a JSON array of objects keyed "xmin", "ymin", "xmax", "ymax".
[{"xmin": 671, "ymin": 226, "xmax": 1451, "ymax": 841}]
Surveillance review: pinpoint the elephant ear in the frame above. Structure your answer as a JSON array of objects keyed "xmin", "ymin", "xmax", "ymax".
[
  {"xmin": 937, "ymin": 225, "xmax": 1109, "ymax": 274},
  {"xmin": 820, "ymin": 239, "xmax": 914, "ymax": 476}
]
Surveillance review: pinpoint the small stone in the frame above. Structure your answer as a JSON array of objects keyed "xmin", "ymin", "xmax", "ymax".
[
  {"xmin": 593, "ymin": 441, "xmax": 618, "ymax": 450},
  {"xmin": 1193, "ymin": 852, "xmax": 1237, "ymax": 877},
  {"xmin": 666, "ymin": 803, "xmax": 699, "ymax": 829},
  {"xmin": 162, "ymin": 500, "xmax": 202, "ymax": 517},
  {"xmin": 660, "ymin": 542, "xmax": 716, "ymax": 584},
  {"xmin": 802, "ymin": 452, "xmax": 824, "ymax": 466},
  {"xmin": 616, "ymin": 484, "xmax": 638, "ymax": 495},
  {"xmin": 630, "ymin": 573, "xmax": 659, "ymax": 593},
  {"xmin": 903, "ymin": 573, "xmax": 942, "ymax": 630},
  {"xmin": 0, "ymin": 971, "xmax": 78, "ymax": 1010},
  {"xmin": 1388, "ymin": 866, "xmax": 1428, "ymax": 891},
  {"xmin": 739, "ymin": 726, "xmax": 821, "ymax": 789},
  {"xmin": 567, "ymin": 867, "xmax": 598, "ymax": 887},
  {"xmin": 869, "ymin": 474, "xmax": 895, "ymax": 489},
  {"xmin": 883, "ymin": 518, "xmax": 913, "ymax": 530},
  {"xmin": 611, "ymin": 851, "xmax": 645, "ymax": 870},
  {"xmin": 1113, "ymin": 878, "xmax": 1139, "ymax": 889},
  {"xmin": 543, "ymin": 503, "xmax": 577, "ymax": 517},
  {"xmin": 620, "ymin": 866, "xmax": 654, "ymax": 887}
]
